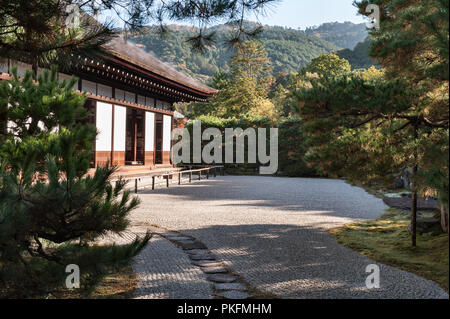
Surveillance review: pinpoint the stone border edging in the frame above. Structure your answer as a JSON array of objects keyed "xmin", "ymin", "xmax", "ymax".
[{"xmin": 146, "ymin": 225, "xmax": 263, "ymax": 299}]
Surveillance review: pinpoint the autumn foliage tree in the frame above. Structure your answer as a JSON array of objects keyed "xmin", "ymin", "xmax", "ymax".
[{"xmin": 186, "ymin": 41, "xmax": 277, "ymax": 120}]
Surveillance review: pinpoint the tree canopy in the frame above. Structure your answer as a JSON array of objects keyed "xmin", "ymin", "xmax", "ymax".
[
  {"xmin": 294, "ymin": 0, "xmax": 449, "ymax": 242},
  {"xmin": 181, "ymin": 41, "xmax": 278, "ymax": 120},
  {"xmin": 300, "ymin": 53, "xmax": 351, "ymax": 77}
]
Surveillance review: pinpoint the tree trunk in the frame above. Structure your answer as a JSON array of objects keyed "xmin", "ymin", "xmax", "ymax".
[
  {"xmin": 31, "ymin": 56, "xmax": 38, "ymax": 80},
  {"xmin": 439, "ymin": 197, "xmax": 449, "ymax": 233},
  {"xmin": 411, "ymin": 164, "xmax": 418, "ymax": 247},
  {"xmin": 411, "ymin": 123, "xmax": 418, "ymax": 247}
]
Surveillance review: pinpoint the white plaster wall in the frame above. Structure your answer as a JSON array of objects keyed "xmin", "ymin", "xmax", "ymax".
[
  {"xmin": 145, "ymin": 112, "xmax": 155, "ymax": 152},
  {"xmin": 113, "ymin": 105, "xmax": 126, "ymax": 151},
  {"xmin": 163, "ymin": 115, "xmax": 172, "ymax": 152},
  {"xmin": 96, "ymin": 102, "xmax": 112, "ymax": 151}
]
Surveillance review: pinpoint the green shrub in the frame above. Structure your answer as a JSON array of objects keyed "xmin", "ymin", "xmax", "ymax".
[{"xmin": 278, "ymin": 118, "xmax": 319, "ymax": 177}]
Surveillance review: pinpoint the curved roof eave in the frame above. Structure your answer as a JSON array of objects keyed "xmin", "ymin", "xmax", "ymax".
[{"xmin": 103, "ymin": 37, "xmax": 218, "ymax": 97}]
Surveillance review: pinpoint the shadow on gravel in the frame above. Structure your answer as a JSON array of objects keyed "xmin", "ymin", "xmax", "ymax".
[
  {"xmin": 132, "ymin": 237, "xmax": 212, "ymax": 299},
  {"xmin": 134, "ymin": 176, "xmax": 446, "ymax": 299},
  {"xmin": 173, "ymin": 223, "xmax": 448, "ymax": 299}
]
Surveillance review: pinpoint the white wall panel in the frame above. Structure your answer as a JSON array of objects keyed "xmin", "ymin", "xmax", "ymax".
[
  {"xmin": 113, "ymin": 105, "xmax": 126, "ymax": 151},
  {"xmin": 163, "ymin": 115, "xmax": 172, "ymax": 152},
  {"xmin": 96, "ymin": 102, "xmax": 112, "ymax": 151},
  {"xmin": 145, "ymin": 112, "xmax": 155, "ymax": 152}
]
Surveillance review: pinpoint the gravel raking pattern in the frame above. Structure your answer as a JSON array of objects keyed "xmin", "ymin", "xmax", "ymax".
[
  {"xmin": 148, "ymin": 225, "xmax": 263, "ymax": 299},
  {"xmin": 131, "ymin": 176, "xmax": 449, "ymax": 299}
]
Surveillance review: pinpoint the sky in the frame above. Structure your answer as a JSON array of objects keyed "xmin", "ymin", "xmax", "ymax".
[
  {"xmin": 102, "ymin": 0, "xmax": 367, "ymax": 30},
  {"xmin": 251, "ymin": 0, "xmax": 366, "ymax": 29}
]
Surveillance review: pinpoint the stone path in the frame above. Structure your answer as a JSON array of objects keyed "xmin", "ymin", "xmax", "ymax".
[
  {"xmin": 99, "ymin": 228, "xmax": 213, "ymax": 299},
  {"xmin": 128, "ymin": 176, "xmax": 448, "ymax": 299},
  {"xmin": 101, "ymin": 225, "xmax": 259, "ymax": 299},
  {"xmin": 147, "ymin": 226, "xmax": 261, "ymax": 299}
]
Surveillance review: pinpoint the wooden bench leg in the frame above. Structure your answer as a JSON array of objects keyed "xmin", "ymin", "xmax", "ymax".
[
  {"xmin": 206, "ymin": 169, "xmax": 209, "ymax": 179},
  {"xmin": 189, "ymin": 172, "xmax": 192, "ymax": 183},
  {"xmin": 199, "ymin": 171, "xmax": 201, "ymax": 180},
  {"xmin": 135, "ymin": 179, "xmax": 138, "ymax": 194},
  {"xmin": 166, "ymin": 175, "xmax": 169, "ymax": 188},
  {"xmin": 152, "ymin": 176, "xmax": 155, "ymax": 190},
  {"xmin": 179, "ymin": 173, "xmax": 181, "ymax": 185}
]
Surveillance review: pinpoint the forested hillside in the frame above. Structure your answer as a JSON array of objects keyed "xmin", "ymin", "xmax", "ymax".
[
  {"xmin": 305, "ymin": 22, "xmax": 368, "ymax": 49},
  {"xmin": 337, "ymin": 37, "xmax": 378, "ymax": 69},
  {"xmin": 131, "ymin": 22, "xmax": 369, "ymax": 82}
]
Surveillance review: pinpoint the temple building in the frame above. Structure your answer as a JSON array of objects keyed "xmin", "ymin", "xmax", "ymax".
[{"xmin": 0, "ymin": 36, "xmax": 217, "ymax": 171}]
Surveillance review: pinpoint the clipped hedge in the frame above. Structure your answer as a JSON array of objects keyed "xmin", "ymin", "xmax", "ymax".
[
  {"xmin": 183, "ymin": 114, "xmax": 272, "ymax": 174},
  {"xmin": 278, "ymin": 118, "xmax": 318, "ymax": 177},
  {"xmin": 181, "ymin": 115, "xmax": 319, "ymax": 177}
]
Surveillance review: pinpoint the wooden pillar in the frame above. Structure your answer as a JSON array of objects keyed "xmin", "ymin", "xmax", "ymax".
[
  {"xmin": 198, "ymin": 171, "xmax": 201, "ymax": 181},
  {"xmin": 179, "ymin": 173, "xmax": 181, "ymax": 185},
  {"xmin": 166, "ymin": 175, "xmax": 169, "ymax": 188},
  {"xmin": 134, "ymin": 179, "xmax": 138, "ymax": 194},
  {"xmin": 189, "ymin": 172, "xmax": 192, "ymax": 183},
  {"xmin": 152, "ymin": 176, "xmax": 155, "ymax": 190},
  {"xmin": 111, "ymin": 104, "xmax": 115, "ymax": 166}
]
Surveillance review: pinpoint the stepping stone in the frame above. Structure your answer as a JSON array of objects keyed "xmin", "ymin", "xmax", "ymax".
[
  {"xmin": 216, "ymin": 291, "xmax": 251, "ymax": 300},
  {"xmin": 192, "ymin": 261, "xmax": 222, "ymax": 267},
  {"xmin": 189, "ymin": 254, "xmax": 216, "ymax": 261},
  {"xmin": 185, "ymin": 249, "xmax": 210, "ymax": 255},
  {"xmin": 207, "ymin": 274, "xmax": 237, "ymax": 283},
  {"xmin": 214, "ymin": 283, "xmax": 247, "ymax": 291},
  {"xmin": 201, "ymin": 266, "xmax": 228, "ymax": 274},
  {"xmin": 181, "ymin": 242, "xmax": 208, "ymax": 250}
]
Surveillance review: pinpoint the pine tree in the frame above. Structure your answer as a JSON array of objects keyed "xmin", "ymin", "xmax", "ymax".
[
  {"xmin": 0, "ymin": 0, "xmax": 114, "ymax": 78},
  {"xmin": 295, "ymin": 0, "xmax": 449, "ymax": 246},
  {"xmin": 0, "ymin": 68, "xmax": 150, "ymax": 297},
  {"xmin": 355, "ymin": 0, "xmax": 449, "ymax": 236}
]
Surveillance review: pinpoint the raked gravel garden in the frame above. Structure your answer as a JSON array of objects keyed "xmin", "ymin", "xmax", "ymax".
[{"xmin": 111, "ymin": 176, "xmax": 448, "ymax": 299}]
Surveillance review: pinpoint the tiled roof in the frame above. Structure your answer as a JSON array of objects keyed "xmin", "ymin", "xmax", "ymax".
[{"xmin": 104, "ymin": 37, "xmax": 217, "ymax": 96}]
